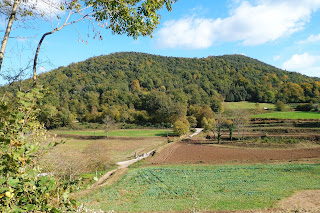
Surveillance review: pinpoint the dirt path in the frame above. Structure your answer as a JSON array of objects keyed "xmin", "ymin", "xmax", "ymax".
[
  {"xmin": 91, "ymin": 150, "xmax": 155, "ymax": 188},
  {"xmin": 91, "ymin": 129, "xmax": 204, "ymax": 188},
  {"xmin": 187, "ymin": 128, "xmax": 203, "ymax": 138}
]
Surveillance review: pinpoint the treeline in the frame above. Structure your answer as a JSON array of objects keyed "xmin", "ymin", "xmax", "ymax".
[{"xmin": 1, "ymin": 52, "xmax": 319, "ymax": 128}]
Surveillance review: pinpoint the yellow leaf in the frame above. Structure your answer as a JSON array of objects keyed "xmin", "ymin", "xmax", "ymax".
[{"xmin": 5, "ymin": 191, "xmax": 14, "ymax": 198}]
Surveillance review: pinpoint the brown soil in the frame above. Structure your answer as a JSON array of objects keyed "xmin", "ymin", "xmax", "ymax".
[{"xmin": 151, "ymin": 141, "xmax": 320, "ymax": 164}]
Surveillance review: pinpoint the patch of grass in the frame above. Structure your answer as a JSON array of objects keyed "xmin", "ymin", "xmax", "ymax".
[
  {"xmin": 252, "ymin": 111, "xmax": 320, "ymax": 119},
  {"xmin": 51, "ymin": 129, "xmax": 174, "ymax": 137},
  {"xmin": 47, "ymin": 137, "xmax": 167, "ymax": 163},
  {"xmin": 79, "ymin": 163, "xmax": 320, "ymax": 212},
  {"xmin": 224, "ymin": 101, "xmax": 275, "ymax": 110}
]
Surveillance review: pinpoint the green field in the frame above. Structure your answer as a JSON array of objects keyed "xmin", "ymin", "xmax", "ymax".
[
  {"xmin": 80, "ymin": 163, "xmax": 320, "ymax": 212},
  {"xmin": 223, "ymin": 101, "xmax": 275, "ymax": 110},
  {"xmin": 252, "ymin": 111, "xmax": 320, "ymax": 119},
  {"xmin": 51, "ymin": 129, "xmax": 174, "ymax": 137}
]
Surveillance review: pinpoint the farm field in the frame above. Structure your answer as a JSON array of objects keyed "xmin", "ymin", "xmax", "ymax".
[
  {"xmin": 53, "ymin": 114, "xmax": 320, "ymax": 212},
  {"xmin": 51, "ymin": 129, "xmax": 174, "ymax": 137},
  {"xmin": 252, "ymin": 111, "xmax": 320, "ymax": 119},
  {"xmin": 79, "ymin": 163, "xmax": 320, "ymax": 212},
  {"xmin": 223, "ymin": 101, "xmax": 276, "ymax": 110},
  {"xmin": 40, "ymin": 136, "xmax": 168, "ymax": 177},
  {"xmin": 150, "ymin": 141, "xmax": 320, "ymax": 164}
]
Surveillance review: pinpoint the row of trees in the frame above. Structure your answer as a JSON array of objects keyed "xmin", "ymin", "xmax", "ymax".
[{"xmin": 173, "ymin": 107, "xmax": 250, "ymax": 143}]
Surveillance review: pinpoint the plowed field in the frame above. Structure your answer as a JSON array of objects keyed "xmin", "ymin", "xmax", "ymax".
[{"xmin": 151, "ymin": 141, "xmax": 320, "ymax": 164}]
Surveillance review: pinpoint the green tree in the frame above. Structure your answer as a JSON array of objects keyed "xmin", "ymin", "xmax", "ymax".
[
  {"xmin": 275, "ymin": 100, "xmax": 286, "ymax": 111},
  {"xmin": 201, "ymin": 117, "xmax": 208, "ymax": 129},
  {"xmin": 225, "ymin": 119, "xmax": 234, "ymax": 141},
  {"xmin": 173, "ymin": 118, "xmax": 190, "ymax": 136},
  {"xmin": 187, "ymin": 115, "xmax": 197, "ymax": 128},
  {"xmin": 215, "ymin": 113, "xmax": 226, "ymax": 144}
]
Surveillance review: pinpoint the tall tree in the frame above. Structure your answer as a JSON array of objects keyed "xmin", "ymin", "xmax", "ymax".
[{"xmin": 103, "ymin": 115, "xmax": 115, "ymax": 138}]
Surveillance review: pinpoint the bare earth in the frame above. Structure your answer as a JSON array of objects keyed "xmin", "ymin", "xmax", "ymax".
[{"xmin": 151, "ymin": 141, "xmax": 320, "ymax": 164}]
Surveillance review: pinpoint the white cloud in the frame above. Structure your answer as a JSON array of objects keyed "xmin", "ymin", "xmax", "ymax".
[
  {"xmin": 298, "ymin": 33, "xmax": 320, "ymax": 44},
  {"xmin": 157, "ymin": 17, "xmax": 220, "ymax": 49},
  {"xmin": 157, "ymin": 0, "xmax": 320, "ymax": 49},
  {"xmin": 20, "ymin": 0, "xmax": 63, "ymax": 17},
  {"xmin": 282, "ymin": 53, "xmax": 320, "ymax": 77}
]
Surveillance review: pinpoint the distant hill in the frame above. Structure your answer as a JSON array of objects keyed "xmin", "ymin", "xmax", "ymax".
[{"xmin": 2, "ymin": 52, "xmax": 320, "ymax": 128}]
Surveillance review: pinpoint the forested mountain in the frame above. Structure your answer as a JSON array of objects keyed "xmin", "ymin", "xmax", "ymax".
[{"xmin": 1, "ymin": 52, "xmax": 320, "ymax": 128}]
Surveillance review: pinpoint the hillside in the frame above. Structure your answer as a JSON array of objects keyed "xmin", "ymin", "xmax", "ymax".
[{"xmin": 1, "ymin": 52, "xmax": 320, "ymax": 128}]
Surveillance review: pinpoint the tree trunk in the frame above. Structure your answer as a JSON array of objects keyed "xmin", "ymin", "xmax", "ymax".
[
  {"xmin": 33, "ymin": 31, "xmax": 54, "ymax": 85},
  {"xmin": 32, "ymin": 10, "xmax": 88, "ymax": 85},
  {"xmin": 229, "ymin": 126, "xmax": 233, "ymax": 141},
  {"xmin": 242, "ymin": 126, "xmax": 245, "ymax": 140},
  {"xmin": 217, "ymin": 126, "xmax": 221, "ymax": 144},
  {"xmin": 0, "ymin": 0, "xmax": 20, "ymax": 73}
]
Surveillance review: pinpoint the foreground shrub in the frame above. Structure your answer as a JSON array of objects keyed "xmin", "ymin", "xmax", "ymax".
[{"xmin": 0, "ymin": 88, "xmax": 76, "ymax": 212}]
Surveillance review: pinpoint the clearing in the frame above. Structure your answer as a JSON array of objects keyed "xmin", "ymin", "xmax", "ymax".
[
  {"xmin": 223, "ymin": 101, "xmax": 275, "ymax": 110},
  {"xmin": 252, "ymin": 111, "xmax": 320, "ymax": 119}
]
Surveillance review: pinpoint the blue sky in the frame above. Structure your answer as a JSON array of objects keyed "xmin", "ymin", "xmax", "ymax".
[{"xmin": 1, "ymin": 0, "xmax": 320, "ymax": 85}]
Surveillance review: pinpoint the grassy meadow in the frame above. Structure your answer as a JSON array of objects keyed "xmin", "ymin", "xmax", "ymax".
[
  {"xmin": 51, "ymin": 129, "xmax": 174, "ymax": 137},
  {"xmin": 252, "ymin": 111, "xmax": 320, "ymax": 119},
  {"xmin": 79, "ymin": 163, "xmax": 320, "ymax": 212},
  {"xmin": 48, "ymin": 137, "xmax": 168, "ymax": 162},
  {"xmin": 223, "ymin": 101, "xmax": 275, "ymax": 110},
  {"xmin": 39, "ymin": 134, "xmax": 168, "ymax": 181}
]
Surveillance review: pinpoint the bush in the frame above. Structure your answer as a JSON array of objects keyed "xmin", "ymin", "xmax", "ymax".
[
  {"xmin": 275, "ymin": 100, "xmax": 286, "ymax": 111},
  {"xmin": 296, "ymin": 103, "xmax": 313, "ymax": 111}
]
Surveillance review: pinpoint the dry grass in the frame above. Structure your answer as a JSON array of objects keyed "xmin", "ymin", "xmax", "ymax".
[{"xmin": 40, "ymin": 136, "xmax": 168, "ymax": 178}]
